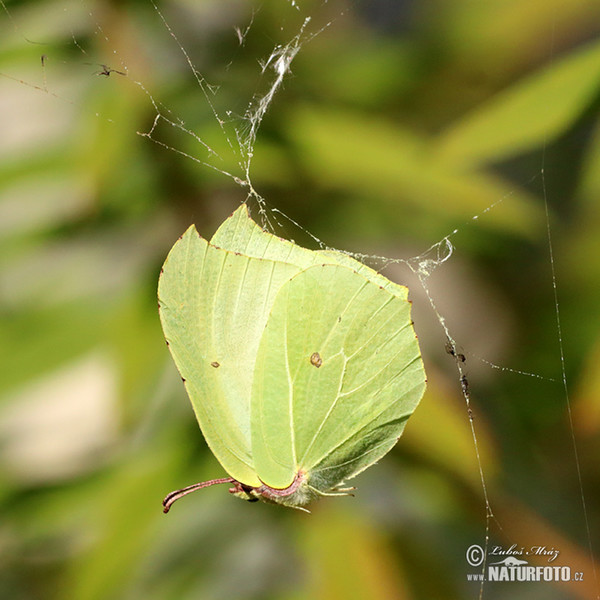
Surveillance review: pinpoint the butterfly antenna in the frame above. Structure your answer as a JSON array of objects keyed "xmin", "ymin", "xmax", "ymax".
[{"xmin": 162, "ymin": 477, "xmax": 235, "ymax": 513}]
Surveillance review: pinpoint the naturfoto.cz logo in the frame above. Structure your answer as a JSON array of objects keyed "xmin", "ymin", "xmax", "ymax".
[{"xmin": 466, "ymin": 544, "xmax": 584, "ymax": 583}]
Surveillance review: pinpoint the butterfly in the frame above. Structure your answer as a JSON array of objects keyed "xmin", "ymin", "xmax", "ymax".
[{"xmin": 158, "ymin": 205, "xmax": 426, "ymax": 511}]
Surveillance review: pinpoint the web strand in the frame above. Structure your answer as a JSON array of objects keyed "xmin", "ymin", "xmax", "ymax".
[
  {"xmin": 541, "ymin": 168, "xmax": 599, "ymax": 598},
  {"xmin": 406, "ymin": 255, "xmax": 495, "ymax": 600}
]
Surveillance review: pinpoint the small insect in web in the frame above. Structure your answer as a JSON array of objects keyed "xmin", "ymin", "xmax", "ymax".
[
  {"xmin": 97, "ymin": 64, "xmax": 126, "ymax": 77},
  {"xmin": 445, "ymin": 340, "xmax": 466, "ymax": 363},
  {"xmin": 86, "ymin": 63, "xmax": 127, "ymax": 77},
  {"xmin": 460, "ymin": 374, "xmax": 470, "ymax": 397}
]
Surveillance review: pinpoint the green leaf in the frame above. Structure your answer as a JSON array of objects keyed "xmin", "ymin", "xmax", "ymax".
[
  {"xmin": 436, "ymin": 39, "xmax": 600, "ymax": 167},
  {"xmin": 286, "ymin": 106, "xmax": 544, "ymax": 239}
]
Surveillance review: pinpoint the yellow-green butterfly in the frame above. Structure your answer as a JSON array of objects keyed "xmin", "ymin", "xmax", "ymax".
[{"xmin": 158, "ymin": 205, "xmax": 426, "ymax": 511}]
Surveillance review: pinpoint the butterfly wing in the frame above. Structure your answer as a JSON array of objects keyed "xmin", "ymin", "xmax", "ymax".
[
  {"xmin": 158, "ymin": 226, "xmax": 300, "ymax": 487},
  {"xmin": 250, "ymin": 263, "xmax": 426, "ymax": 492}
]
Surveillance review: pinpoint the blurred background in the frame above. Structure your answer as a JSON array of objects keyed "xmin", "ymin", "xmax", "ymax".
[{"xmin": 1, "ymin": 0, "xmax": 599, "ymax": 598}]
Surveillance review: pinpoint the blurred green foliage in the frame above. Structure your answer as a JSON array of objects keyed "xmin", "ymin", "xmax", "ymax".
[{"xmin": 1, "ymin": 1, "xmax": 599, "ymax": 599}]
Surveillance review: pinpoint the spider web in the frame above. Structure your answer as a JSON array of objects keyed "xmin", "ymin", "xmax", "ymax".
[{"xmin": 0, "ymin": 1, "xmax": 598, "ymax": 599}]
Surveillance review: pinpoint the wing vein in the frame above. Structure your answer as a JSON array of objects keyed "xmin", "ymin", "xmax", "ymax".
[
  {"xmin": 298, "ymin": 353, "xmax": 348, "ymax": 466},
  {"xmin": 339, "ymin": 333, "xmax": 417, "ymax": 398},
  {"xmin": 284, "ymin": 294, "xmax": 297, "ymax": 466},
  {"xmin": 312, "ymin": 381, "xmax": 424, "ymax": 474}
]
